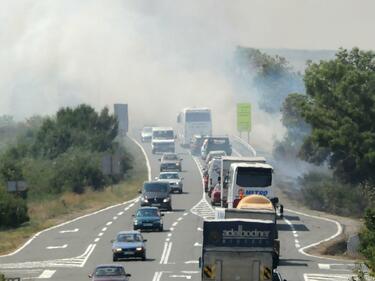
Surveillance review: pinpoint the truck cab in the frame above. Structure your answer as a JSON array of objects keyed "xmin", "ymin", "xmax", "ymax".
[{"xmin": 151, "ymin": 127, "xmax": 175, "ymax": 154}]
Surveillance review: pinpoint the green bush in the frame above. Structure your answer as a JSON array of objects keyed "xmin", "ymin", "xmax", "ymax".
[
  {"xmin": 359, "ymin": 208, "xmax": 375, "ymax": 272},
  {"xmin": 0, "ymin": 188, "xmax": 29, "ymax": 228},
  {"xmin": 300, "ymin": 172, "xmax": 369, "ymax": 217}
]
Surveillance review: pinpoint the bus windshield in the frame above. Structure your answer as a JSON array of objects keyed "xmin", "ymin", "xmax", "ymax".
[
  {"xmin": 153, "ymin": 130, "xmax": 174, "ymax": 139},
  {"xmin": 236, "ymin": 167, "xmax": 272, "ymax": 187},
  {"xmin": 186, "ymin": 112, "xmax": 211, "ymax": 122}
]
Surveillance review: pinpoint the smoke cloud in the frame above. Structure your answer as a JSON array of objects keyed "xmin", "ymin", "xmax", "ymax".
[{"xmin": 1, "ymin": 0, "xmax": 375, "ymax": 153}]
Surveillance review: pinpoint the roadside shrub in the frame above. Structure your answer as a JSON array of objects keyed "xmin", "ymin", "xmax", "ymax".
[
  {"xmin": 0, "ymin": 188, "xmax": 29, "ymax": 228},
  {"xmin": 300, "ymin": 172, "xmax": 368, "ymax": 217},
  {"xmin": 359, "ymin": 208, "xmax": 375, "ymax": 272}
]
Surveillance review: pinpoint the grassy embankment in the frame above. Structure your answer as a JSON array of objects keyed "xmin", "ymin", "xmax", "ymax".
[{"xmin": 0, "ymin": 137, "xmax": 146, "ymax": 255}]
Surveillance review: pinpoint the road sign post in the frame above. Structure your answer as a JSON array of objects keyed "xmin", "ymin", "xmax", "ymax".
[{"xmin": 236, "ymin": 103, "xmax": 252, "ymax": 142}]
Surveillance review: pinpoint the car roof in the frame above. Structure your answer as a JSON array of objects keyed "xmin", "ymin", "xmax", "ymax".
[
  {"xmin": 96, "ymin": 264, "xmax": 125, "ymax": 268},
  {"xmin": 117, "ymin": 230, "xmax": 141, "ymax": 235},
  {"xmin": 137, "ymin": 206, "xmax": 159, "ymax": 210}
]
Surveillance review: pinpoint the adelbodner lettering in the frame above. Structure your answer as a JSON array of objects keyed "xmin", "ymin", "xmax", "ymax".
[{"xmin": 222, "ymin": 225, "xmax": 270, "ymax": 239}]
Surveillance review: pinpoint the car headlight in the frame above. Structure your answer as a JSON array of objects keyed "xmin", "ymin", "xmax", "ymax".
[
  {"xmin": 113, "ymin": 248, "xmax": 122, "ymax": 253},
  {"xmin": 176, "ymin": 162, "xmax": 180, "ymax": 166},
  {"xmin": 163, "ymin": 197, "xmax": 171, "ymax": 202},
  {"xmin": 134, "ymin": 220, "xmax": 138, "ymax": 224},
  {"xmin": 141, "ymin": 197, "xmax": 148, "ymax": 202},
  {"xmin": 136, "ymin": 247, "xmax": 144, "ymax": 251}
]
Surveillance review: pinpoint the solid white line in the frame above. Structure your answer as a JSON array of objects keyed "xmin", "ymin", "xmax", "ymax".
[
  {"xmin": 129, "ymin": 136, "xmax": 152, "ymax": 181},
  {"xmin": 159, "ymin": 242, "xmax": 169, "ymax": 264},
  {"xmin": 80, "ymin": 244, "xmax": 96, "ymax": 267},
  {"xmin": 163, "ymin": 242, "xmax": 173, "ymax": 264},
  {"xmin": 231, "ymin": 135, "xmax": 257, "ymax": 156},
  {"xmin": 185, "ymin": 260, "xmax": 199, "ymax": 264},
  {"xmin": 152, "ymin": 272, "xmax": 159, "ymax": 281},
  {"xmin": 286, "ymin": 208, "xmax": 346, "ymax": 261},
  {"xmin": 232, "ymin": 147, "xmax": 241, "ymax": 157},
  {"xmin": 38, "ymin": 269, "xmax": 56, "ymax": 279}
]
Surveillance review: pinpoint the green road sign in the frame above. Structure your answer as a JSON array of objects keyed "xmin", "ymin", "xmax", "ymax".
[{"xmin": 237, "ymin": 103, "xmax": 252, "ymax": 132}]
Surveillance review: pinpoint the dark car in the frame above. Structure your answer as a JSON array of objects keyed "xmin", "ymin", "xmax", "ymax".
[
  {"xmin": 140, "ymin": 181, "xmax": 172, "ymax": 211},
  {"xmin": 89, "ymin": 264, "xmax": 131, "ymax": 281},
  {"xmin": 201, "ymin": 136, "xmax": 232, "ymax": 160},
  {"xmin": 133, "ymin": 207, "xmax": 164, "ymax": 232},
  {"xmin": 159, "ymin": 153, "xmax": 182, "ymax": 172},
  {"xmin": 190, "ymin": 135, "xmax": 207, "ymax": 155},
  {"xmin": 112, "ymin": 231, "xmax": 147, "ymax": 261}
]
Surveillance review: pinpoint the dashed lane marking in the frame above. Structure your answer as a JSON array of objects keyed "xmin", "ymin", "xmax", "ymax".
[
  {"xmin": 59, "ymin": 228, "xmax": 79, "ymax": 234},
  {"xmin": 38, "ymin": 270, "xmax": 56, "ymax": 279},
  {"xmin": 46, "ymin": 244, "xmax": 67, "ymax": 250},
  {"xmin": 98, "ymin": 232, "xmax": 103, "ymax": 237},
  {"xmin": 106, "ymin": 221, "xmax": 112, "ymax": 226},
  {"xmin": 318, "ymin": 263, "xmax": 356, "ymax": 271},
  {"xmin": 94, "ymin": 238, "xmax": 100, "ymax": 243},
  {"xmin": 194, "ymin": 242, "xmax": 202, "ymax": 247},
  {"xmin": 185, "ymin": 261, "xmax": 199, "ymax": 264}
]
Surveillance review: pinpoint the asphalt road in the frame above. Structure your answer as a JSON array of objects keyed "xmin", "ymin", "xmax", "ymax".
[{"xmin": 0, "ymin": 136, "xmax": 357, "ymax": 281}]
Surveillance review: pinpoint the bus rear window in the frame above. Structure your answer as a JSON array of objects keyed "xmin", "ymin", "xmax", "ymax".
[
  {"xmin": 186, "ymin": 112, "xmax": 211, "ymax": 122},
  {"xmin": 236, "ymin": 167, "xmax": 272, "ymax": 187}
]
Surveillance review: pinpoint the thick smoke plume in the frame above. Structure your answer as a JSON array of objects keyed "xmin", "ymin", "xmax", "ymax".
[{"xmin": 1, "ymin": 0, "xmax": 375, "ymax": 155}]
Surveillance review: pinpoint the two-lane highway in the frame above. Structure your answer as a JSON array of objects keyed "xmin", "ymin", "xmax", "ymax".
[{"xmin": 0, "ymin": 136, "xmax": 358, "ymax": 281}]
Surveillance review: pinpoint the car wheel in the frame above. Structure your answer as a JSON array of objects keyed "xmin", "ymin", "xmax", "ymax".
[
  {"xmin": 142, "ymin": 255, "xmax": 146, "ymax": 261},
  {"xmin": 168, "ymin": 206, "xmax": 172, "ymax": 211},
  {"xmin": 159, "ymin": 226, "xmax": 163, "ymax": 232},
  {"xmin": 178, "ymin": 189, "xmax": 182, "ymax": 194},
  {"xmin": 113, "ymin": 255, "xmax": 118, "ymax": 262}
]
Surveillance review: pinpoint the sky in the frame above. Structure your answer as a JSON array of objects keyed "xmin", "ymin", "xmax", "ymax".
[{"xmin": 1, "ymin": 0, "xmax": 374, "ymax": 129}]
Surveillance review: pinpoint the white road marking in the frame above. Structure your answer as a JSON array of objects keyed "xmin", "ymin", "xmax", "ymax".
[
  {"xmin": 124, "ymin": 207, "xmax": 130, "ymax": 211},
  {"xmin": 129, "ymin": 136, "xmax": 152, "ymax": 181},
  {"xmin": 183, "ymin": 212, "xmax": 188, "ymax": 216},
  {"xmin": 170, "ymin": 275, "xmax": 192, "ymax": 279},
  {"xmin": 194, "ymin": 242, "xmax": 202, "ymax": 247},
  {"xmin": 113, "ymin": 216, "xmax": 118, "ymax": 220},
  {"xmin": 160, "ymin": 242, "xmax": 169, "ymax": 264},
  {"xmin": 166, "ymin": 238, "xmax": 170, "ymax": 242},
  {"xmin": 59, "ymin": 228, "xmax": 79, "ymax": 234},
  {"xmin": 98, "ymin": 232, "xmax": 103, "ymax": 237},
  {"xmin": 181, "ymin": 271, "xmax": 200, "ymax": 274},
  {"xmin": 0, "ymin": 244, "xmax": 96, "ymax": 269},
  {"xmin": 170, "ymin": 227, "xmax": 175, "ymax": 231},
  {"xmin": 46, "ymin": 244, "xmax": 67, "ymax": 250},
  {"xmin": 318, "ymin": 264, "xmax": 356, "ymax": 271},
  {"xmin": 106, "ymin": 221, "xmax": 112, "ymax": 226},
  {"xmin": 94, "ymin": 238, "xmax": 100, "ymax": 243},
  {"xmin": 38, "ymin": 270, "xmax": 56, "ymax": 279},
  {"xmin": 152, "ymin": 272, "xmax": 163, "ymax": 281},
  {"xmin": 129, "ymin": 203, "xmax": 135, "ymax": 207},
  {"xmin": 101, "ymin": 227, "xmax": 107, "ymax": 232},
  {"xmin": 283, "ymin": 217, "xmax": 301, "ymax": 249},
  {"xmin": 172, "ymin": 222, "xmax": 178, "ymax": 227},
  {"xmin": 163, "ymin": 242, "xmax": 173, "ymax": 264},
  {"xmin": 185, "ymin": 260, "xmax": 199, "ymax": 264},
  {"xmin": 168, "ymin": 233, "xmax": 172, "ymax": 237},
  {"xmin": 117, "ymin": 211, "xmax": 124, "ymax": 216},
  {"xmin": 177, "ymin": 217, "xmax": 183, "ymax": 221},
  {"xmin": 303, "ymin": 273, "xmax": 354, "ymax": 281},
  {"xmin": 197, "ymin": 227, "xmax": 203, "ymax": 231}
]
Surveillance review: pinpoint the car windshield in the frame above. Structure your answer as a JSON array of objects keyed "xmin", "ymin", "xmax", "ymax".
[
  {"xmin": 144, "ymin": 183, "xmax": 169, "ymax": 193},
  {"xmin": 159, "ymin": 173, "xmax": 179, "ymax": 179},
  {"xmin": 137, "ymin": 208, "xmax": 159, "ymax": 217},
  {"xmin": 95, "ymin": 266, "xmax": 125, "ymax": 276},
  {"xmin": 117, "ymin": 233, "xmax": 142, "ymax": 242},
  {"xmin": 163, "ymin": 154, "xmax": 178, "ymax": 160}
]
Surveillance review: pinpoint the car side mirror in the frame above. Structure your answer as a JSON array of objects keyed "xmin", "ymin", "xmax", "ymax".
[{"xmin": 126, "ymin": 274, "xmax": 132, "ymax": 277}]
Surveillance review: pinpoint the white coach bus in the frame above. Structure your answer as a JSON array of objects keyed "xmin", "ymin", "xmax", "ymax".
[{"xmin": 177, "ymin": 108, "xmax": 212, "ymax": 147}]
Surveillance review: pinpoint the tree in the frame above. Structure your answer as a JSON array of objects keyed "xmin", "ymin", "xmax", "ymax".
[
  {"xmin": 235, "ymin": 47, "xmax": 305, "ymax": 113},
  {"xmin": 296, "ymin": 48, "xmax": 375, "ymax": 185}
]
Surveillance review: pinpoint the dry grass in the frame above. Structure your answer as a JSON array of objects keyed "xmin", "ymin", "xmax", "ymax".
[{"xmin": 0, "ymin": 137, "xmax": 147, "ymax": 255}]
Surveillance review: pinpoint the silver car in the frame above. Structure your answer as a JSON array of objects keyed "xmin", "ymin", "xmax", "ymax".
[{"xmin": 156, "ymin": 172, "xmax": 183, "ymax": 194}]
